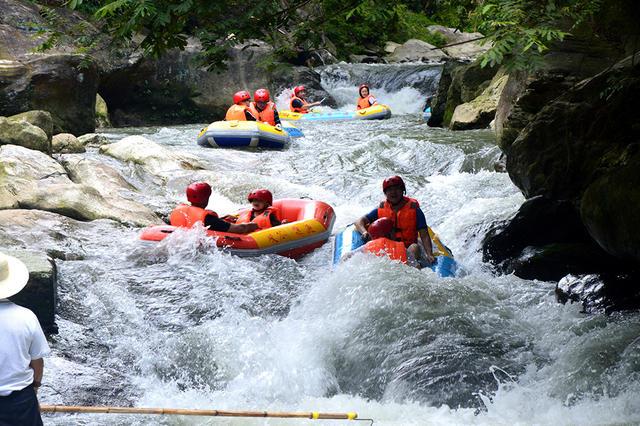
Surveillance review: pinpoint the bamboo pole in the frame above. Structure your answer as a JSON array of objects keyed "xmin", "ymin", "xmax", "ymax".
[{"xmin": 40, "ymin": 405, "xmax": 358, "ymax": 420}]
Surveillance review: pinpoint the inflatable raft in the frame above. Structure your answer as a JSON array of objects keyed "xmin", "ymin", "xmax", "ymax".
[
  {"xmin": 197, "ymin": 120, "xmax": 300, "ymax": 149},
  {"xmin": 279, "ymin": 104, "xmax": 392, "ymax": 122},
  {"xmin": 332, "ymin": 224, "xmax": 457, "ymax": 277},
  {"xmin": 140, "ymin": 199, "xmax": 335, "ymax": 259}
]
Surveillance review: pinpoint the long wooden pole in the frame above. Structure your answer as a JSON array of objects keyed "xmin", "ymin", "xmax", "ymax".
[{"xmin": 40, "ymin": 405, "xmax": 358, "ymax": 420}]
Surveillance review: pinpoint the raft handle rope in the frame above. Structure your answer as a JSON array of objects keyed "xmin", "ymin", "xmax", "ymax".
[{"xmin": 41, "ymin": 405, "xmax": 371, "ymax": 422}]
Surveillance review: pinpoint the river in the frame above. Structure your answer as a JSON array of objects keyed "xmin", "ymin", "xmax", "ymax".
[{"xmin": 40, "ymin": 68, "xmax": 640, "ymax": 425}]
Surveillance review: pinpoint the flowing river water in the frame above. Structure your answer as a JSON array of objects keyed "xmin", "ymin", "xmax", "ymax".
[{"xmin": 39, "ymin": 67, "xmax": 640, "ymax": 425}]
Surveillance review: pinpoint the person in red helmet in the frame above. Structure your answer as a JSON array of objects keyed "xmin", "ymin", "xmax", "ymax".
[
  {"xmin": 356, "ymin": 84, "xmax": 378, "ymax": 110},
  {"xmin": 248, "ymin": 89, "xmax": 282, "ymax": 127},
  {"xmin": 169, "ymin": 182, "xmax": 258, "ymax": 234},
  {"xmin": 289, "ymin": 85, "xmax": 322, "ymax": 114},
  {"xmin": 225, "ymin": 90, "xmax": 257, "ymax": 121},
  {"xmin": 355, "ymin": 176, "xmax": 435, "ymax": 266},
  {"xmin": 235, "ymin": 189, "xmax": 282, "ymax": 229}
]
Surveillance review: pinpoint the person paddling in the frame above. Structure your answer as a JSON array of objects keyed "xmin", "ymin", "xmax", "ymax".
[
  {"xmin": 0, "ymin": 253, "xmax": 50, "ymax": 426},
  {"xmin": 225, "ymin": 90, "xmax": 257, "ymax": 121},
  {"xmin": 355, "ymin": 176, "xmax": 435, "ymax": 267},
  {"xmin": 234, "ymin": 189, "xmax": 282, "ymax": 229},
  {"xmin": 356, "ymin": 84, "xmax": 378, "ymax": 110},
  {"xmin": 290, "ymin": 85, "xmax": 322, "ymax": 114},
  {"xmin": 169, "ymin": 182, "xmax": 258, "ymax": 234},
  {"xmin": 248, "ymin": 89, "xmax": 282, "ymax": 127}
]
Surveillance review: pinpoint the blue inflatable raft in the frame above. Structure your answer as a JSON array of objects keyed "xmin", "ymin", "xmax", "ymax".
[{"xmin": 333, "ymin": 224, "xmax": 457, "ymax": 277}]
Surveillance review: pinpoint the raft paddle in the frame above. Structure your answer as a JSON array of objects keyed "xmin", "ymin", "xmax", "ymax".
[{"xmin": 40, "ymin": 405, "xmax": 360, "ymax": 421}]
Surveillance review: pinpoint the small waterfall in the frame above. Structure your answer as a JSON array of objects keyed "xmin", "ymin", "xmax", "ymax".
[{"xmin": 319, "ymin": 63, "xmax": 442, "ymax": 114}]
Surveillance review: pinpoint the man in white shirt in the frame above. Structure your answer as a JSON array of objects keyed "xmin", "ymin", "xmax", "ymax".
[{"xmin": 0, "ymin": 252, "xmax": 50, "ymax": 426}]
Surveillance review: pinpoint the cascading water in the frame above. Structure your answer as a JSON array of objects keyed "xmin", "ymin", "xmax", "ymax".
[{"xmin": 38, "ymin": 66, "xmax": 640, "ymax": 425}]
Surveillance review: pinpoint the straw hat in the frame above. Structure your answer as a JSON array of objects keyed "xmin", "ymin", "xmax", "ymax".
[{"xmin": 0, "ymin": 252, "xmax": 29, "ymax": 299}]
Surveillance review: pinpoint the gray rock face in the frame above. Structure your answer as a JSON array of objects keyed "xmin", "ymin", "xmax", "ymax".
[
  {"xmin": 99, "ymin": 136, "xmax": 204, "ymax": 175},
  {"xmin": 0, "ymin": 54, "xmax": 99, "ymax": 135},
  {"xmin": 60, "ymin": 154, "xmax": 135, "ymax": 195},
  {"xmin": 387, "ymin": 39, "xmax": 448, "ymax": 63},
  {"xmin": 52, "ymin": 133, "xmax": 85, "ymax": 154},
  {"xmin": 506, "ymin": 55, "xmax": 640, "ymax": 263},
  {"xmin": 0, "ymin": 144, "xmax": 160, "ymax": 226},
  {"xmin": 0, "ymin": 117, "xmax": 50, "ymax": 153},
  {"xmin": 6, "ymin": 249, "xmax": 57, "ymax": 334}
]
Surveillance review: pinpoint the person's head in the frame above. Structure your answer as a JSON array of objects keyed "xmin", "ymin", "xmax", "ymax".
[
  {"xmin": 293, "ymin": 85, "xmax": 306, "ymax": 98},
  {"xmin": 248, "ymin": 189, "xmax": 273, "ymax": 211},
  {"xmin": 254, "ymin": 88, "xmax": 271, "ymax": 110},
  {"xmin": 426, "ymin": 96, "xmax": 433, "ymax": 107},
  {"xmin": 382, "ymin": 175, "xmax": 406, "ymax": 204},
  {"xmin": 359, "ymin": 84, "xmax": 370, "ymax": 98},
  {"xmin": 0, "ymin": 252, "xmax": 29, "ymax": 300},
  {"xmin": 233, "ymin": 90, "xmax": 251, "ymax": 106},
  {"xmin": 368, "ymin": 217, "xmax": 394, "ymax": 240},
  {"xmin": 186, "ymin": 182, "xmax": 212, "ymax": 208}
]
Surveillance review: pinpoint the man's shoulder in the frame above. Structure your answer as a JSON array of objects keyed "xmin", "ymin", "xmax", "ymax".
[{"xmin": 1, "ymin": 302, "xmax": 38, "ymax": 324}]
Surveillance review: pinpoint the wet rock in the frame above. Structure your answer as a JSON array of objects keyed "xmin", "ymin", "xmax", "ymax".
[
  {"xmin": 384, "ymin": 42, "xmax": 401, "ymax": 54},
  {"xmin": 19, "ymin": 183, "xmax": 160, "ymax": 226},
  {"xmin": 77, "ymin": 133, "xmax": 111, "ymax": 147},
  {"xmin": 60, "ymin": 154, "xmax": 136, "ymax": 195},
  {"xmin": 450, "ymin": 70, "xmax": 508, "ymax": 130},
  {"xmin": 0, "ymin": 186, "xmax": 18, "ymax": 209},
  {"xmin": 556, "ymin": 272, "xmax": 640, "ymax": 314},
  {"xmin": 99, "ymin": 136, "xmax": 204, "ymax": 175},
  {"xmin": 52, "ymin": 133, "xmax": 85, "ymax": 154},
  {"xmin": 427, "ymin": 59, "xmax": 467, "ymax": 127},
  {"xmin": 0, "ymin": 54, "xmax": 99, "ymax": 135},
  {"xmin": 0, "ymin": 117, "xmax": 50, "ymax": 153},
  {"xmin": 387, "ymin": 39, "xmax": 448, "ymax": 63},
  {"xmin": 6, "ymin": 110, "xmax": 54, "ymax": 141},
  {"xmin": 427, "ymin": 25, "xmax": 490, "ymax": 61},
  {"xmin": 483, "ymin": 196, "xmax": 594, "ymax": 269},
  {"xmin": 6, "ymin": 249, "xmax": 57, "ymax": 334},
  {"xmin": 0, "ymin": 144, "xmax": 70, "ymax": 188},
  {"xmin": 95, "ymin": 94, "xmax": 111, "ymax": 128}
]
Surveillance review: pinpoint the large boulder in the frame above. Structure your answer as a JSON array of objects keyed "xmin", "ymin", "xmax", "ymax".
[
  {"xmin": 6, "ymin": 249, "xmax": 57, "ymax": 334},
  {"xmin": 387, "ymin": 39, "xmax": 448, "ymax": 63},
  {"xmin": 99, "ymin": 136, "xmax": 204, "ymax": 175},
  {"xmin": 0, "ymin": 117, "xmax": 50, "ymax": 153},
  {"xmin": 427, "ymin": 59, "xmax": 467, "ymax": 127},
  {"xmin": 504, "ymin": 55, "xmax": 640, "ymax": 267},
  {"xmin": 427, "ymin": 25, "xmax": 490, "ymax": 60},
  {"xmin": 0, "ymin": 144, "xmax": 69, "ymax": 189},
  {"xmin": 0, "ymin": 54, "xmax": 99, "ymax": 135},
  {"xmin": 449, "ymin": 70, "xmax": 508, "ymax": 130},
  {"xmin": 52, "ymin": 133, "xmax": 85, "ymax": 154},
  {"xmin": 60, "ymin": 154, "xmax": 136, "ymax": 195},
  {"xmin": 6, "ymin": 110, "xmax": 54, "ymax": 141},
  {"xmin": 77, "ymin": 133, "xmax": 111, "ymax": 147}
]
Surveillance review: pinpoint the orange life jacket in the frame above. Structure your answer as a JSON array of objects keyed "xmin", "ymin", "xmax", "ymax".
[
  {"xmin": 169, "ymin": 204, "xmax": 218, "ymax": 228},
  {"xmin": 363, "ymin": 238, "xmax": 408, "ymax": 263},
  {"xmin": 248, "ymin": 102, "xmax": 277, "ymax": 125},
  {"xmin": 357, "ymin": 95, "xmax": 377, "ymax": 110},
  {"xmin": 377, "ymin": 197, "xmax": 419, "ymax": 247},
  {"xmin": 225, "ymin": 104, "xmax": 249, "ymax": 121},
  {"xmin": 235, "ymin": 207, "xmax": 280, "ymax": 229},
  {"xmin": 290, "ymin": 95, "xmax": 309, "ymax": 113}
]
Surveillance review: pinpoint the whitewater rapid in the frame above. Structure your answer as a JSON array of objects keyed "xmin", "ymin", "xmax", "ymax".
[{"xmin": 40, "ymin": 74, "xmax": 640, "ymax": 425}]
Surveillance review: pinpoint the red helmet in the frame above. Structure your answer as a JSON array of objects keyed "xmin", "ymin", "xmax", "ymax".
[
  {"xmin": 254, "ymin": 89, "xmax": 270, "ymax": 103},
  {"xmin": 293, "ymin": 85, "xmax": 305, "ymax": 96},
  {"xmin": 382, "ymin": 175, "xmax": 406, "ymax": 193},
  {"xmin": 368, "ymin": 217, "xmax": 394, "ymax": 240},
  {"xmin": 248, "ymin": 189, "xmax": 273, "ymax": 205},
  {"xmin": 186, "ymin": 182, "xmax": 212, "ymax": 207},
  {"xmin": 233, "ymin": 90, "xmax": 251, "ymax": 104}
]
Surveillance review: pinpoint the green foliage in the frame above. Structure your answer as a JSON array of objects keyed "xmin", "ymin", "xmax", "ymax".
[{"xmin": 471, "ymin": 0, "xmax": 602, "ymax": 71}]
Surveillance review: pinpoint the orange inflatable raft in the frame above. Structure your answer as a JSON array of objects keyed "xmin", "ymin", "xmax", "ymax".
[{"xmin": 140, "ymin": 199, "xmax": 335, "ymax": 259}]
